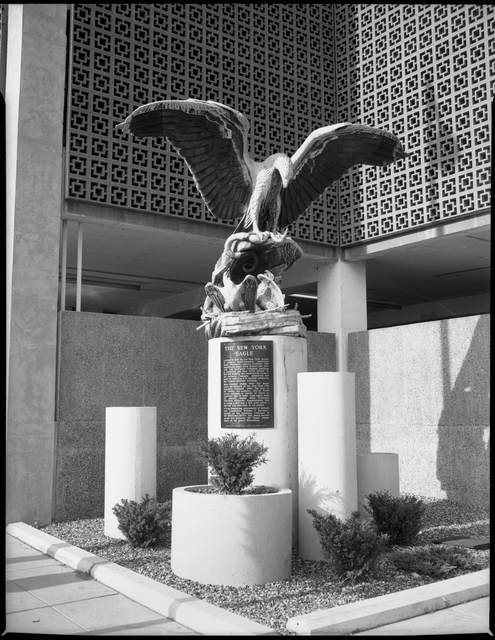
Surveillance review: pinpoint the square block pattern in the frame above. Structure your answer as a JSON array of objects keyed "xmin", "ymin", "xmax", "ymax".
[
  {"xmin": 336, "ymin": 4, "xmax": 493, "ymax": 245},
  {"xmin": 66, "ymin": 4, "xmax": 493, "ymax": 246},
  {"xmin": 66, "ymin": 3, "xmax": 339, "ymax": 245}
]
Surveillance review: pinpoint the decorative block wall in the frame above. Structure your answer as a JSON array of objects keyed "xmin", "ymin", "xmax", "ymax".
[
  {"xmin": 65, "ymin": 3, "xmax": 338, "ymax": 245},
  {"xmin": 65, "ymin": 4, "xmax": 493, "ymax": 246},
  {"xmin": 336, "ymin": 4, "xmax": 493, "ymax": 245}
]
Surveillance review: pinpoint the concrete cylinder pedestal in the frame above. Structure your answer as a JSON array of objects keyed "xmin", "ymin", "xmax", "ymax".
[
  {"xmin": 357, "ymin": 452, "xmax": 400, "ymax": 516},
  {"xmin": 104, "ymin": 407, "xmax": 157, "ymax": 539},
  {"xmin": 208, "ymin": 335, "xmax": 307, "ymax": 545},
  {"xmin": 171, "ymin": 486, "xmax": 292, "ymax": 586},
  {"xmin": 297, "ymin": 372, "xmax": 357, "ymax": 560}
]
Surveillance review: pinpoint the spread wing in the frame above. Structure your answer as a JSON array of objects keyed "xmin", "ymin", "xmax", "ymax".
[
  {"xmin": 116, "ymin": 99, "xmax": 255, "ymax": 221},
  {"xmin": 279, "ymin": 123, "xmax": 408, "ymax": 228}
]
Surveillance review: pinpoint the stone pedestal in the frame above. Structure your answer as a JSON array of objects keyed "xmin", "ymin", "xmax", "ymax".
[
  {"xmin": 357, "ymin": 452, "xmax": 400, "ymax": 516},
  {"xmin": 297, "ymin": 372, "xmax": 357, "ymax": 560},
  {"xmin": 208, "ymin": 335, "xmax": 307, "ymax": 545},
  {"xmin": 104, "ymin": 407, "xmax": 157, "ymax": 539},
  {"xmin": 171, "ymin": 486, "xmax": 292, "ymax": 586}
]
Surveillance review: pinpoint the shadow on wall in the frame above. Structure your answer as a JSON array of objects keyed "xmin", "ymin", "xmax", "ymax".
[
  {"xmin": 348, "ymin": 331, "xmax": 371, "ymax": 453},
  {"xmin": 436, "ymin": 315, "xmax": 490, "ymax": 508},
  {"xmin": 299, "ymin": 468, "xmax": 348, "ymax": 517}
]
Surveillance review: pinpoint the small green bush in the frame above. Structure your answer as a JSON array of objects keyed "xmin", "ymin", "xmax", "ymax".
[
  {"xmin": 363, "ymin": 491, "xmax": 425, "ymax": 546},
  {"xmin": 307, "ymin": 509, "xmax": 389, "ymax": 583},
  {"xmin": 199, "ymin": 433, "xmax": 268, "ymax": 494},
  {"xmin": 112, "ymin": 494, "xmax": 172, "ymax": 548},
  {"xmin": 390, "ymin": 544, "xmax": 484, "ymax": 580}
]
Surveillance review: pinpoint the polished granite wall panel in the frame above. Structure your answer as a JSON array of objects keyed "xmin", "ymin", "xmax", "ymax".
[{"xmin": 349, "ymin": 314, "xmax": 490, "ymax": 508}]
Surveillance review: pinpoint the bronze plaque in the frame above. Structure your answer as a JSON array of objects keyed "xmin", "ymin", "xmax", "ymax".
[{"xmin": 221, "ymin": 341, "xmax": 274, "ymax": 429}]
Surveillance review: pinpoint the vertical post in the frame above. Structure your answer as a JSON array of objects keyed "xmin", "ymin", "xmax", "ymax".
[
  {"xmin": 298, "ymin": 372, "xmax": 357, "ymax": 560},
  {"xmin": 76, "ymin": 222, "xmax": 83, "ymax": 312},
  {"xmin": 104, "ymin": 407, "xmax": 157, "ymax": 539},
  {"xmin": 317, "ymin": 259, "xmax": 367, "ymax": 372},
  {"xmin": 5, "ymin": 4, "xmax": 67, "ymax": 526},
  {"xmin": 60, "ymin": 219, "xmax": 67, "ymax": 312}
]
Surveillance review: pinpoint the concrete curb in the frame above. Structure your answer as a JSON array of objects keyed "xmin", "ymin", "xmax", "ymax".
[
  {"xmin": 7, "ymin": 522, "xmax": 489, "ymax": 637},
  {"xmin": 6, "ymin": 522, "xmax": 276, "ymax": 636},
  {"xmin": 286, "ymin": 568, "xmax": 489, "ymax": 635}
]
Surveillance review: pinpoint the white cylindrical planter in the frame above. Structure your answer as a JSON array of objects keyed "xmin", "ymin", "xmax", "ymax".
[
  {"xmin": 297, "ymin": 372, "xmax": 357, "ymax": 561},
  {"xmin": 208, "ymin": 336, "xmax": 307, "ymax": 546},
  {"xmin": 357, "ymin": 452, "xmax": 400, "ymax": 516},
  {"xmin": 171, "ymin": 486, "xmax": 292, "ymax": 586},
  {"xmin": 104, "ymin": 407, "xmax": 157, "ymax": 539}
]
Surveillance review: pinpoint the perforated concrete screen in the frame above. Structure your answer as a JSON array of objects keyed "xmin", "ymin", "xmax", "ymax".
[
  {"xmin": 335, "ymin": 4, "xmax": 493, "ymax": 245},
  {"xmin": 66, "ymin": 3, "xmax": 338, "ymax": 245},
  {"xmin": 65, "ymin": 4, "xmax": 492, "ymax": 247}
]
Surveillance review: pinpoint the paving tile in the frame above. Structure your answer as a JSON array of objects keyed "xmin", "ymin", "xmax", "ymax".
[
  {"xmin": 7, "ymin": 562, "xmax": 78, "ymax": 583},
  {"xmin": 6, "ymin": 581, "xmax": 49, "ymax": 614},
  {"xmin": 6, "ymin": 542, "xmax": 41, "ymax": 558},
  {"xmin": 452, "ymin": 596, "xmax": 490, "ymax": 617},
  {"xmin": 95, "ymin": 618, "xmax": 200, "ymax": 635},
  {"xmin": 55, "ymin": 594, "xmax": 197, "ymax": 635},
  {"xmin": 353, "ymin": 598, "xmax": 490, "ymax": 636},
  {"xmin": 6, "ymin": 535, "xmax": 28, "ymax": 546},
  {"xmin": 6, "ymin": 555, "xmax": 65, "ymax": 573},
  {"xmin": 9, "ymin": 568, "xmax": 117, "ymax": 605},
  {"xmin": 6, "ymin": 606, "xmax": 89, "ymax": 634}
]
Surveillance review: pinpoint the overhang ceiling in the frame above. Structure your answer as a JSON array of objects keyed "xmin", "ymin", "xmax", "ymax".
[{"xmin": 60, "ymin": 211, "xmax": 490, "ymax": 329}]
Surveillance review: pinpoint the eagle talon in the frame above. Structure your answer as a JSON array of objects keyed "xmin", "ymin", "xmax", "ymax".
[{"xmin": 248, "ymin": 230, "xmax": 271, "ymax": 245}]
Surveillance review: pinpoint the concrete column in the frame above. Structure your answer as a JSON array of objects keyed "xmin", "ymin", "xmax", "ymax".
[
  {"xmin": 317, "ymin": 260, "xmax": 367, "ymax": 372},
  {"xmin": 104, "ymin": 407, "xmax": 157, "ymax": 539},
  {"xmin": 357, "ymin": 453, "xmax": 400, "ymax": 516},
  {"xmin": 5, "ymin": 5, "xmax": 67, "ymax": 525},
  {"xmin": 208, "ymin": 335, "xmax": 307, "ymax": 545},
  {"xmin": 297, "ymin": 372, "xmax": 357, "ymax": 560}
]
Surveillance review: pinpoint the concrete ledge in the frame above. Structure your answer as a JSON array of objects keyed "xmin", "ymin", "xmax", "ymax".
[
  {"xmin": 7, "ymin": 522, "xmax": 489, "ymax": 636},
  {"xmin": 90, "ymin": 562, "xmax": 276, "ymax": 635},
  {"xmin": 6, "ymin": 522, "xmax": 275, "ymax": 636},
  {"xmin": 286, "ymin": 569, "xmax": 489, "ymax": 635},
  {"xmin": 6, "ymin": 522, "xmax": 110, "ymax": 573}
]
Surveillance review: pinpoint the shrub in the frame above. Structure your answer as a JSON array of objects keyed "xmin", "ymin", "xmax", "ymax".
[
  {"xmin": 390, "ymin": 544, "xmax": 484, "ymax": 580},
  {"xmin": 199, "ymin": 433, "xmax": 268, "ymax": 494},
  {"xmin": 363, "ymin": 491, "xmax": 425, "ymax": 546},
  {"xmin": 307, "ymin": 509, "xmax": 389, "ymax": 583},
  {"xmin": 112, "ymin": 494, "xmax": 172, "ymax": 548}
]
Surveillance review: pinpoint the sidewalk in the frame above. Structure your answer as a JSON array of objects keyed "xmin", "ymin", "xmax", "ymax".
[
  {"xmin": 351, "ymin": 596, "xmax": 490, "ymax": 635},
  {"xmin": 5, "ymin": 523, "xmax": 491, "ymax": 636},
  {"xmin": 5, "ymin": 533, "xmax": 199, "ymax": 635}
]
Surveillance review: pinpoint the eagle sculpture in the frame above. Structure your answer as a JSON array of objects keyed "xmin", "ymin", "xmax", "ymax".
[
  {"xmin": 117, "ymin": 99, "xmax": 408, "ymax": 336},
  {"xmin": 116, "ymin": 98, "xmax": 407, "ymax": 238}
]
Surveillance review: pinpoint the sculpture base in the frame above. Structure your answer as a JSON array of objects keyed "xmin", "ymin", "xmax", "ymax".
[
  {"xmin": 208, "ymin": 335, "xmax": 308, "ymax": 546},
  {"xmin": 202, "ymin": 308, "xmax": 307, "ymax": 338}
]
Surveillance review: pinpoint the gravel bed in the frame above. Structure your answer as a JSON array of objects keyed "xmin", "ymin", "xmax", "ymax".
[{"xmin": 41, "ymin": 497, "xmax": 489, "ymax": 635}]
